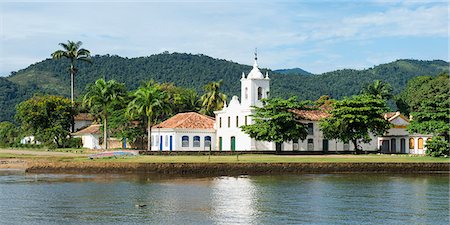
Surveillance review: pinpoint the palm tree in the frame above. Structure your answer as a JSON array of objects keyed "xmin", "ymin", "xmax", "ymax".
[
  {"xmin": 200, "ymin": 80, "xmax": 227, "ymax": 116},
  {"xmin": 361, "ymin": 80, "xmax": 393, "ymax": 100},
  {"xmin": 83, "ymin": 79, "xmax": 126, "ymax": 150},
  {"xmin": 127, "ymin": 81, "xmax": 170, "ymax": 151},
  {"xmin": 51, "ymin": 40, "xmax": 91, "ymax": 105}
]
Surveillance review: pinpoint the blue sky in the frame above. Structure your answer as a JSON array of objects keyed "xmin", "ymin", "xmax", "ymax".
[{"xmin": 0, "ymin": 0, "xmax": 448, "ymax": 76}]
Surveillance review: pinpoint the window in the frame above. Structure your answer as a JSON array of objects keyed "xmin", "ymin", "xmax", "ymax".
[
  {"xmin": 307, "ymin": 123, "xmax": 314, "ymax": 135},
  {"xmin": 266, "ymin": 91, "xmax": 270, "ymax": 98},
  {"xmin": 193, "ymin": 136, "xmax": 200, "ymax": 147},
  {"xmin": 418, "ymin": 138, "xmax": 424, "ymax": 149},
  {"xmin": 257, "ymin": 87, "xmax": 262, "ymax": 100},
  {"xmin": 293, "ymin": 139, "xmax": 299, "ymax": 151},
  {"xmin": 182, "ymin": 136, "xmax": 189, "ymax": 147},
  {"xmin": 205, "ymin": 136, "xmax": 211, "ymax": 148},
  {"xmin": 156, "ymin": 135, "xmax": 159, "ymax": 145},
  {"xmin": 219, "ymin": 117, "xmax": 222, "ymax": 128},
  {"xmin": 245, "ymin": 87, "xmax": 248, "ymax": 99},
  {"xmin": 307, "ymin": 139, "xmax": 314, "ymax": 151},
  {"xmin": 236, "ymin": 116, "xmax": 239, "ymax": 127},
  {"xmin": 245, "ymin": 116, "xmax": 248, "ymax": 125},
  {"xmin": 228, "ymin": 117, "xmax": 230, "ymax": 128},
  {"xmin": 151, "ymin": 135, "xmax": 155, "ymax": 146},
  {"xmin": 343, "ymin": 141, "xmax": 350, "ymax": 151},
  {"xmin": 409, "ymin": 138, "xmax": 414, "ymax": 149}
]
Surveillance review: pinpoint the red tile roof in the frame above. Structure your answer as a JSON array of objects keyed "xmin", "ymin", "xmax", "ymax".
[
  {"xmin": 74, "ymin": 113, "xmax": 94, "ymax": 121},
  {"xmin": 154, "ymin": 112, "xmax": 215, "ymax": 129},
  {"xmin": 290, "ymin": 108, "xmax": 330, "ymax": 121},
  {"xmin": 73, "ymin": 124, "xmax": 101, "ymax": 135}
]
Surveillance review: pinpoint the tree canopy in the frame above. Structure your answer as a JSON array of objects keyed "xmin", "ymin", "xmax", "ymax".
[
  {"xmin": 241, "ymin": 97, "xmax": 310, "ymax": 152},
  {"xmin": 319, "ymin": 94, "xmax": 391, "ymax": 151},
  {"xmin": 15, "ymin": 95, "xmax": 75, "ymax": 148},
  {"xmin": 200, "ymin": 80, "xmax": 227, "ymax": 116},
  {"xmin": 407, "ymin": 73, "xmax": 449, "ymax": 143},
  {"xmin": 127, "ymin": 81, "xmax": 170, "ymax": 151},
  {"xmin": 51, "ymin": 40, "xmax": 91, "ymax": 104}
]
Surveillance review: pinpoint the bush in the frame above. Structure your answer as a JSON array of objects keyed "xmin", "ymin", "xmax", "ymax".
[
  {"xmin": 62, "ymin": 137, "xmax": 82, "ymax": 148},
  {"xmin": 426, "ymin": 136, "xmax": 449, "ymax": 157}
]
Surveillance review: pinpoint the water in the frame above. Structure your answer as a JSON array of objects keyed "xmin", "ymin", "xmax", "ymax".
[{"xmin": 0, "ymin": 170, "xmax": 448, "ymax": 225}]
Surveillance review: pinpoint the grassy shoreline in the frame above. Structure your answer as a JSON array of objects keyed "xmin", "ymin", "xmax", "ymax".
[{"xmin": 1, "ymin": 148, "xmax": 449, "ymax": 175}]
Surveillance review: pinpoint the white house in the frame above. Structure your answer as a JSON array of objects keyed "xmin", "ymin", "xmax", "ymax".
[
  {"xmin": 151, "ymin": 112, "xmax": 216, "ymax": 151},
  {"xmin": 72, "ymin": 124, "xmax": 101, "ymax": 149}
]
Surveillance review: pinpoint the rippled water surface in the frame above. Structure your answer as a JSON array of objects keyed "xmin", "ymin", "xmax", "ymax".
[{"xmin": 0, "ymin": 170, "xmax": 448, "ymax": 224}]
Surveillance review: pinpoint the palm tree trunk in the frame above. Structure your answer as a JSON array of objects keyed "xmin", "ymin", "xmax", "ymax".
[
  {"xmin": 70, "ymin": 64, "xmax": 75, "ymax": 132},
  {"xmin": 147, "ymin": 117, "xmax": 152, "ymax": 151},
  {"xmin": 103, "ymin": 113, "xmax": 108, "ymax": 150},
  {"xmin": 70, "ymin": 64, "xmax": 75, "ymax": 105}
]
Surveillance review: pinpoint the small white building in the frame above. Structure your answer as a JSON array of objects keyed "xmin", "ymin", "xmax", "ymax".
[
  {"xmin": 72, "ymin": 124, "xmax": 101, "ymax": 149},
  {"xmin": 151, "ymin": 112, "xmax": 216, "ymax": 151}
]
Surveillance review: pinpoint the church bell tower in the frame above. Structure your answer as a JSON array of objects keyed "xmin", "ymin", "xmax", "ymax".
[{"xmin": 240, "ymin": 50, "xmax": 270, "ymax": 108}]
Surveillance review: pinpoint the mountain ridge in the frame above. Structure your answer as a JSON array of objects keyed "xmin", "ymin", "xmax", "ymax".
[{"xmin": 0, "ymin": 52, "xmax": 448, "ymax": 122}]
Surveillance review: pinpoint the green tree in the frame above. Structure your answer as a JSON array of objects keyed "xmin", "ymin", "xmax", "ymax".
[
  {"xmin": 361, "ymin": 80, "xmax": 393, "ymax": 100},
  {"xmin": 241, "ymin": 97, "xmax": 310, "ymax": 153},
  {"xmin": 159, "ymin": 83, "xmax": 200, "ymax": 116},
  {"xmin": 395, "ymin": 76, "xmax": 433, "ymax": 115},
  {"xmin": 0, "ymin": 121, "xmax": 19, "ymax": 146},
  {"xmin": 406, "ymin": 73, "xmax": 450, "ymax": 157},
  {"xmin": 319, "ymin": 94, "xmax": 391, "ymax": 151},
  {"xmin": 83, "ymin": 79, "xmax": 127, "ymax": 149},
  {"xmin": 200, "ymin": 80, "xmax": 227, "ymax": 116},
  {"xmin": 51, "ymin": 40, "xmax": 91, "ymax": 104},
  {"xmin": 425, "ymin": 137, "xmax": 449, "ymax": 157},
  {"xmin": 16, "ymin": 95, "xmax": 75, "ymax": 148},
  {"xmin": 127, "ymin": 81, "xmax": 170, "ymax": 151}
]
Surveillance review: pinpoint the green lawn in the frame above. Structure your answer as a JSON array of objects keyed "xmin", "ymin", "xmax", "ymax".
[
  {"xmin": 76, "ymin": 154, "xmax": 450, "ymax": 163},
  {"xmin": 1, "ymin": 149, "xmax": 449, "ymax": 163}
]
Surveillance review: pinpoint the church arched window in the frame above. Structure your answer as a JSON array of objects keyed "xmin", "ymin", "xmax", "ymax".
[
  {"xmin": 257, "ymin": 87, "xmax": 262, "ymax": 100},
  {"xmin": 245, "ymin": 87, "xmax": 248, "ymax": 99}
]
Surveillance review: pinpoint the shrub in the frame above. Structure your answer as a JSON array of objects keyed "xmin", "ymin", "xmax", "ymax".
[
  {"xmin": 425, "ymin": 136, "xmax": 449, "ymax": 157},
  {"xmin": 62, "ymin": 137, "xmax": 82, "ymax": 148}
]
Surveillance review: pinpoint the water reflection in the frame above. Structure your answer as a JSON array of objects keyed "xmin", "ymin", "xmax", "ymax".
[
  {"xmin": 211, "ymin": 176, "xmax": 257, "ymax": 224},
  {"xmin": 0, "ymin": 171, "xmax": 448, "ymax": 225}
]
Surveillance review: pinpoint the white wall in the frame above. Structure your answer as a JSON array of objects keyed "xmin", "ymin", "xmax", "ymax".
[{"xmin": 151, "ymin": 129, "xmax": 215, "ymax": 151}]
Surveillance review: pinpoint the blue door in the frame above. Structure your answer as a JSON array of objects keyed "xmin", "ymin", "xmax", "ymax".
[
  {"xmin": 160, "ymin": 135, "xmax": 163, "ymax": 151},
  {"xmin": 169, "ymin": 136, "xmax": 173, "ymax": 151}
]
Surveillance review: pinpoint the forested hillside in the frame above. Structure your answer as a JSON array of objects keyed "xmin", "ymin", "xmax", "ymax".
[
  {"xmin": 0, "ymin": 52, "xmax": 448, "ymax": 122},
  {"xmin": 274, "ymin": 68, "xmax": 313, "ymax": 76}
]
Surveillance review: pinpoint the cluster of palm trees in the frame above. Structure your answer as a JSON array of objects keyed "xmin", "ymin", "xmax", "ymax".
[{"xmin": 52, "ymin": 40, "xmax": 227, "ymax": 151}]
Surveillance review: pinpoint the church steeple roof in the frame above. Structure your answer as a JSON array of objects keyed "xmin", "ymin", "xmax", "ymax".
[{"xmin": 247, "ymin": 50, "xmax": 265, "ymax": 79}]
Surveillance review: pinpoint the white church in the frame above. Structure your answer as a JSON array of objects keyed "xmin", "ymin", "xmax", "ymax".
[{"xmin": 146, "ymin": 54, "xmax": 431, "ymax": 154}]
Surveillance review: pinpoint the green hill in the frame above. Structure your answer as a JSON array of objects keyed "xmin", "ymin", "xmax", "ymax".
[
  {"xmin": 274, "ymin": 68, "xmax": 313, "ymax": 76},
  {"xmin": 1, "ymin": 53, "xmax": 448, "ymax": 122}
]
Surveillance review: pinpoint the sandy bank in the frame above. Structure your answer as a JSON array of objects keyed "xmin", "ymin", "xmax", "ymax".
[
  {"xmin": 25, "ymin": 162, "xmax": 450, "ymax": 175},
  {"xmin": 0, "ymin": 159, "xmax": 28, "ymax": 169}
]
